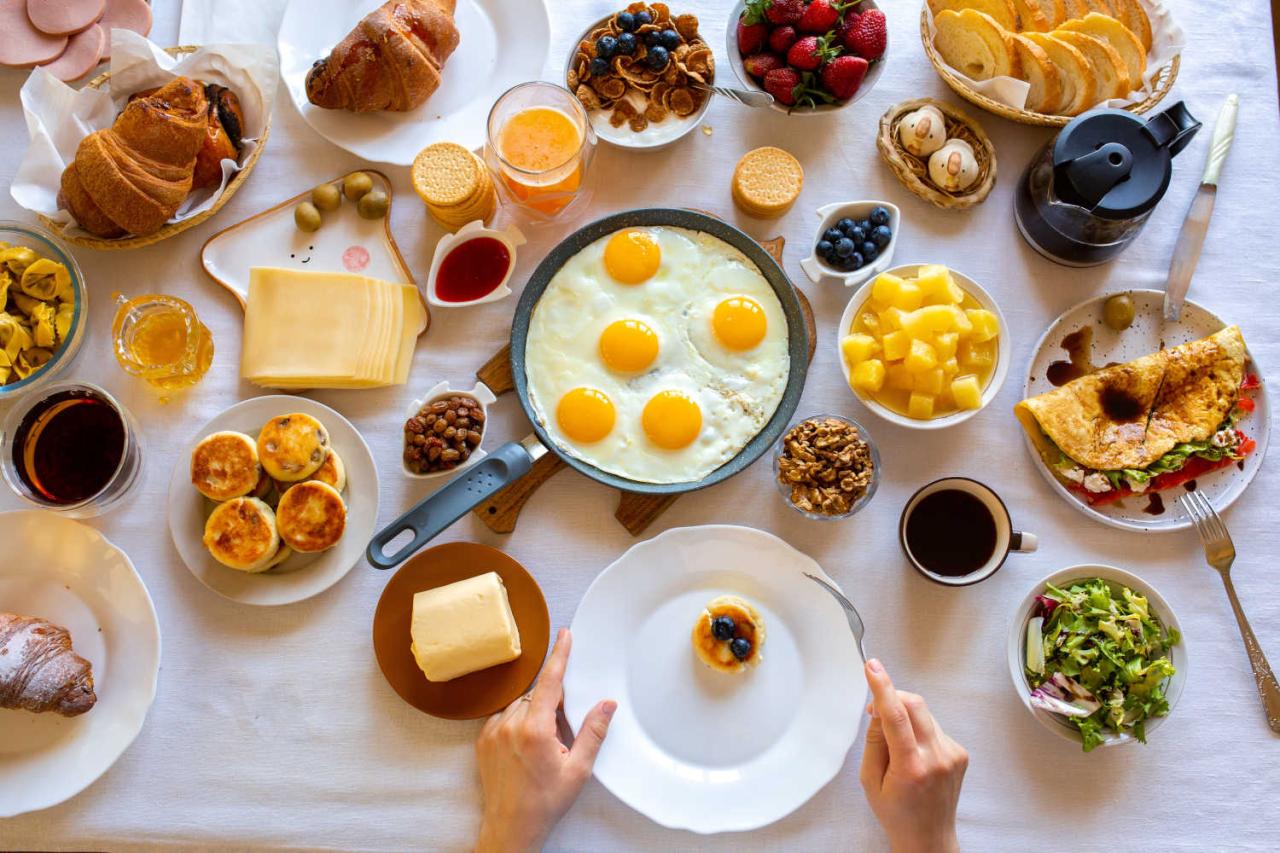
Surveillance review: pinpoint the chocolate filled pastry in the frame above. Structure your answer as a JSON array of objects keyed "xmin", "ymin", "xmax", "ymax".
[
  {"xmin": 193, "ymin": 83, "xmax": 245, "ymax": 190},
  {"xmin": 0, "ymin": 613, "xmax": 97, "ymax": 717},
  {"xmin": 691, "ymin": 595, "xmax": 765, "ymax": 674}
]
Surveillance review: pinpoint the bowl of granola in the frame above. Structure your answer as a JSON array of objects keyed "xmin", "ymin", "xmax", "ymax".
[{"xmin": 774, "ymin": 414, "xmax": 880, "ymax": 521}]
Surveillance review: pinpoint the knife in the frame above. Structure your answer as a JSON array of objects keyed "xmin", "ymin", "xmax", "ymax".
[
  {"xmin": 1164, "ymin": 94, "xmax": 1239, "ymax": 321},
  {"xmin": 803, "ymin": 572, "xmax": 867, "ymax": 662}
]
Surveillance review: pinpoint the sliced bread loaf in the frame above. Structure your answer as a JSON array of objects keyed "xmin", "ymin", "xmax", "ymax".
[
  {"xmin": 1108, "ymin": 0, "xmax": 1152, "ymax": 51},
  {"xmin": 1011, "ymin": 0, "xmax": 1060, "ymax": 31},
  {"xmin": 934, "ymin": 9, "xmax": 1018, "ymax": 81},
  {"xmin": 1010, "ymin": 33, "xmax": 1065, "ymax": 113},
  {"xmin": 928, "ymin": 0, "xmax": 1019, "ymax": 31},
  {"xmin": 1060, "ymin": 13, "xmax": 1146, "ymax": 86},
  {"xmin": 1052, "ymin": 29, "xmax": 1128, "ymax": 100},
  {"xmin": 1022, "ymin": 30, "xmax": 1095, "ymax": 115}
]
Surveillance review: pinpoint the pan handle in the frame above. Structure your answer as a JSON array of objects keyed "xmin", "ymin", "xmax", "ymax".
[{"xmin": 366, "ymin": 442, "xmax": 536, "ymax": 570}]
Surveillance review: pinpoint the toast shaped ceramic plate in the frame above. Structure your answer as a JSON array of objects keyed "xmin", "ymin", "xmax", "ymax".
[
  {"xmin": 200, "ymin": 170, "xmax": 427, "ymax": 336},
  {"xmin": 278, "ymin": 0, "xmax": 550, "ymax": 164}
]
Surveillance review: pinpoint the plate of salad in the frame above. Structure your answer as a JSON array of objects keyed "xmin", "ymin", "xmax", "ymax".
[
  {"xmin": 1020, "ymin": 290, "xmax": 1267, "ymax": 532},
  {"xmin": 1009, "ymin": 566, "xmax": 1185, "ymax": 752}
]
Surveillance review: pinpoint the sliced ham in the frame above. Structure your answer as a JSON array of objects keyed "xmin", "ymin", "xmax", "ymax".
[
  {"xmin": 39, "ymin": 21, "xmax": 103, "ymax": 81},
  {"xmin": 26, "ymin": 0, "xmax": 105, "ymax": 35},
  {"xmin": 97, "ymin": 0, "xmax": 151, "ymax": 60},
  {"xmin": 0, "ymin": 0, "xmax": 67, "ymax": 66}
]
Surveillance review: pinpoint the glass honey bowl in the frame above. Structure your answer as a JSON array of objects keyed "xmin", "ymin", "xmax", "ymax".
[{"xmin": 111, "ymin": 293, "xmax": 214, "ymax": 393}]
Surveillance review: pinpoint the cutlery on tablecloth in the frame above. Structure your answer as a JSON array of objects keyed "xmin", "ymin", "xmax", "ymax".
[
  {"xmin": 1164, "ymin": 93, "xmax": 1238, "ymax": 322},
  {"xmin": 1180, "ymin": 490, "xmax": 1280, "ymax": 732},
  {"xmin": 804, "ymin": 572, "xmax": 867, "ymax": 662},
  {"xmin": 692, "ymin": 83, "xmax": 775, "ymax": 109}
]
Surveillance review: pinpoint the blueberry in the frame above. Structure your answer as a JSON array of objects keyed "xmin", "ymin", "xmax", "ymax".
[
  {"xmin": 835, "ymin": 238, "xmax": 855, "ymax": 258},
  {"xmin": 645, "ymin": 31, "xmax": 661, "ymax": 46},
  {"xmin": 635, "ymin": 9, "xmax": 653, "ymax": 25},
  {"xmin": 848, "ymin": 225, "xmax": 866, "ymax": 244},
  {"xmin": 589, "ymin": 56, "xmax": 610, "ymax": 77},
  {"xmin": 861, "ymin": 241, "xmax": 878, "ymax": 261},
  {"xmin": 850, "ymin": 251, "xmax": 865, "ymax": 269},
  {"xmin": 712, "ymin": 615, "xmax": 736, "ymax": 641},
  {"xmin": 730, "ymin": 638, "xmax": 752, "ymax": 661},
  {"xmin": 596, "ymin": 35, "xmax": 617, "ymax": 58},
  {"xmin": 617, "ymin": 32, "xmax": 637, "ymax": 54},
  {"xmin": 836, "ymin": 217, "xmax": 856, "ymax": 233},
  {"xmin": 857, "ymin": 218, "xmax": 872, "ymax": 233},
  {"xmin": 646, "ymin": 45, "xmax": 669, "ymax": 70},
  {"xmin": 816, "ymin": 239, "xmax": 834, "ymax": 258},
  {"xmin": 617, "ymin": 11, "xmax": 636, "ymax": 31},
  {"xmin": 823, "ymin": 227, "xmax": 843, "ymax": 244},
  {"xmin": 871, "ymin": 224, "xmax": 892, "ymax": 248},
  {"xmin": 660, "ymin": 29, "xmax": 681, "ymax": 50},
  {"xmin": 870, "ymin": 206, "xmax": 890, "ymax": 226}
]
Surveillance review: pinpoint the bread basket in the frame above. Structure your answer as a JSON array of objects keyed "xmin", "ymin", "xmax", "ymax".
[
  {"xmin": 876, "ymin": 98, "xmax": 995, "ymax": 210},
  {"xmin": 37, "ymin": 45, "xmax": 270, "ymax": 252},
  {"xmin": 919, "ymin": 8, "xmax": 1179, "ymax": 128}
]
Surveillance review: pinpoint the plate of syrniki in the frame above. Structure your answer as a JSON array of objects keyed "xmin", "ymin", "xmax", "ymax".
[{"xmin": 167, "ymin": 396, "xmax": 379, "ymax": 605}]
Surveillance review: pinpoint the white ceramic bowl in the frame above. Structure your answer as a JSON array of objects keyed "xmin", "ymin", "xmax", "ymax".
[
  {"xmin": 800, "ymin": 201, "xmax": 900, "ymax": 288},
  {"xmin": 424, "ymin": 221, "xmax": 525, "ymax": 308},
  {"xmin": 726, "ymin": 0, "xmax": 887, "ymax": 115},
  {"xmin": 1007, "ymin": 564, "xmax": 1187, "ymax": 749},
  {"xmin": 402, "ymin": 381, "xmax": 497, "ymax": 480},
  {"xmin": 836, "ymin": 264, "xmax": 1010, "ymax": 430}
]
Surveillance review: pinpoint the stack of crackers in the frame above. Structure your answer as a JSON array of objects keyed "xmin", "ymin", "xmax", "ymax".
[
  {"xmin": 732, "ymin": 147, "xmax": 804, "ymax": 218},
  {"xmin": 411, "ymin": 142, "xmax": 497, "ymax": 231}
]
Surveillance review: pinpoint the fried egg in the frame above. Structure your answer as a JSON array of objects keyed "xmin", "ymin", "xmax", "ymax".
[{"xmin": 524, "ymin": 226, "xmax": 790, "ymax": 483}]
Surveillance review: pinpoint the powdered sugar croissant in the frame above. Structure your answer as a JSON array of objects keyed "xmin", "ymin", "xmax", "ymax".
[{"xmin": 0, "ymin": 613, "xmax": 97, "ymax": 717}]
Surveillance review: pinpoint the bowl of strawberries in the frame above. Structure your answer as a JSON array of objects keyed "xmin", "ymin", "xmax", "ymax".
[{"xmin": 729, "ymin": 0, "xmax": 888, "ymax": 113}]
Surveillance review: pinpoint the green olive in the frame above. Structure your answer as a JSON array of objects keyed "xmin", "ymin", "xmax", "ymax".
[
  {"xmin": 343, "ymin": 171, "xmax": 374, "ymax": 201},
  {"xmin": 311, "ymin": 182, "xmax": 341, "ymax": 212},
  {"xmin": 357, "ymin": 189, "xmax": 389, "ymax": 220},
  {"xmin": 294, "ymin": 201, "xmax": 322, "ymax": 233},
  {"xmin": 1103, "ymin": 293, "xmax": 1136, "ymax": 331}
]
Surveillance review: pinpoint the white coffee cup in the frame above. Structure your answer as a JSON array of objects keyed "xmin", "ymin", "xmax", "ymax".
[{"xmin": 898, "ymin": 477, "xmax": 1038, "ymax": 586}]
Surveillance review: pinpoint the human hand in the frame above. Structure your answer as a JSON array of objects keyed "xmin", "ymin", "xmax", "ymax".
[
  {"xmin": 475, "ymin": 628, "xmax": 616, "ymax": 853},
  {"xmin": 859, "ymin": 658, "xmax": 968, "ymax": 853}
]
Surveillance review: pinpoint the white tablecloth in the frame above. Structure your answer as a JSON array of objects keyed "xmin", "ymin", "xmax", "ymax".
[{"xmin": 2, "ymin": 1, "xmax": 1278, "ymax": 850}]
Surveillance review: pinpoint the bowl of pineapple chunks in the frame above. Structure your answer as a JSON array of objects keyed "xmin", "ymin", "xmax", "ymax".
[{"xmin": 837, "ymin": 263, "xmax": 1009, "ymax": 429}]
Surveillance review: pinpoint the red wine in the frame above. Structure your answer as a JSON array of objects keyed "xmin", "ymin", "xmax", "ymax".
[
  {"xmin": 13, "ymin": 389, "xmax": 125, "ymax": 505},
  {"xmin": 904, "ymin": 489, "xmax": 997, "ymax": 577}
]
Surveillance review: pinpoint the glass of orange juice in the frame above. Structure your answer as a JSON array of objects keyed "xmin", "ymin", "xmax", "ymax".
[{"xmin": 485, "ymin": 82, "xmax": 596, "ymax": 221}]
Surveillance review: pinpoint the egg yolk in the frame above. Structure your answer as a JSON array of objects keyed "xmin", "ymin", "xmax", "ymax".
[
  {"xmin": 642, "ymin": 390, "xmax": 702, "ymax": 450},
  {"xmin": 557, "ymin": 387, "xmax": 616, "ymax": 443},
  {"xmin": 599, "ymin": 319, "xmax": 658, "ymax": 373},
  {"xmin": 604, "ymin": 229, "xmax": 661, "ymax": 284},
  {"xmin": 712, "ymin": 296, "xmax": 767, "ymax": 351}
]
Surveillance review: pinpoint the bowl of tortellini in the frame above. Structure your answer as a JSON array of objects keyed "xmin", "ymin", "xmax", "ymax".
[{"xmin": 0, "ymin": 222, "xmax": 86, "ymax": 398}]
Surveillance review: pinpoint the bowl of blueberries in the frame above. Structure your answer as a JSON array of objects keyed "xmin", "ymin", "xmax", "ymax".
[{"xmin": 800, "ymin": 201, "xmax": 899, "ymax": 288}]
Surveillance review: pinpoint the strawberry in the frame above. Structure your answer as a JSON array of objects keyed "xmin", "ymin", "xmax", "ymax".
[
  {"xmin": 836, "ymin": 10, "xmax": 860, "ymax": 48},
  {"xmin": 742, "ymin": 52, "xmax": 785, "ymax": 79},
  {"xmin": 736, "ymin": 17, "xmax": 768, "ymax": 54},
  {"xmin": 763, "ymin": 67, "xmax": 801, "ymax": 105},
  {"xmin": 764, "ymin": 0, "xmax": 804, "ymax": 26},
  {"xmin": 819, "ymin": 54, "xmax": 868, "ymax": 100},
  {"xmin": 798, "ymin": 0, "xmax": 841, "ymax": 34},
  {"xmin": 768, "ymin": 25, "xmax": 798, "ymax": 54},
  {"xmin": 845, "ymin": 9, "xmax": 886, "ymax": 61},
  {"xmin": 786, "ymin": 32, "xmax": 837, "ymax": 72}
]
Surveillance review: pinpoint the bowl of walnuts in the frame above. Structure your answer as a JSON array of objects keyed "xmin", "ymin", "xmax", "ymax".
[{"xmin": 774, "ymin": 414, "xmax": 880, "ymax": 520}]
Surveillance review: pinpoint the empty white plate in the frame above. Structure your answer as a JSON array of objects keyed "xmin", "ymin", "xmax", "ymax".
[{"xmin": 564, "ymin": 525, "xmax": 866, "ymax": 834}]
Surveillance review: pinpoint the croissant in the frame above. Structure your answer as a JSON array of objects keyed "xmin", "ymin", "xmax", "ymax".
[
  {"xmin": 58, "ymin": 76, "xmax": 209, "ymax": 238},
  {"xmin": 193, "ymin": 84, "xmax": 246, "ymax": 190},
  {"xmin": 305, "ymin": 0, "xmax": 460, "ymax": 113},
  {"xmin": 0, "ymin": 613, "xmax": 97, "ymax": 717}
]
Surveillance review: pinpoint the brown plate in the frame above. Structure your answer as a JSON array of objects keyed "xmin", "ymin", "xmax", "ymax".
[{"xmin": 372, "ymin": 542, "xmax": 550, "ymax": 720}]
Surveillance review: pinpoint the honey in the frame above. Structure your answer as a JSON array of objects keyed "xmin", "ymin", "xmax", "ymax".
[{"xmin": 112, "ymin": 294, "xmax": 213, "ymax": 392}]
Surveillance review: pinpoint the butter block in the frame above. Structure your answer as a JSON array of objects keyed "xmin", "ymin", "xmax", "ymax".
[{"xmin": 410, "ymin": 572, "xmax": 522, "ymax": 682}]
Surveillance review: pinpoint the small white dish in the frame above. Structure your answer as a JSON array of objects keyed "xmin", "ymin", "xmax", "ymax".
[
  {"xmin": 800, "ymin": 201, "xmax": 900, "ymax": 288},
  {"xmin": 424, "ymin": 221, "xmax": 525, "ymax": 309},
  {"xmin": 1007, "ymin": 564, "xmax": 1186, "ymax": 749},
  {"xmin": 836, "ymin": 263, "xmax": 1010, "ymax": 430},
  {"xmin": 0, "ymin": 511, "xmax": 161, "ymax": 817},
  {"xmin": 167, "ymin": 395, "xmax": 380, "ymax": 606},
  {"xmin": 402, "ymin": 380, "xmax": 497, "ymax": 479}
]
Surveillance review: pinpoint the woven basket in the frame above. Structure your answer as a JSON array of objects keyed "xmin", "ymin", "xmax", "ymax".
[
  {"xmin": 877, "ymin": 99, "xmax": 996, "ymax": 210},
  {"xmin": 919, "ymin": 8, "xmax": 1179, "ymax": 128},
  {"xmin": 37, "ymin": 45, "xmax": 270, "ymax": 251}
]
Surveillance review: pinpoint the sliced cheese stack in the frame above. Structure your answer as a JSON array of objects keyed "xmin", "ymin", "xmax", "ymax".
[
  {"xmin": 241, "ymin": 267, "xmax": 425, "ymax": 389},
  {"xmin": 410, "ymin": 572, "xmax": 523, "ymax": 682}
]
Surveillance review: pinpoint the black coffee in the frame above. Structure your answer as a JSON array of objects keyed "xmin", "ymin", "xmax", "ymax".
[{"xmin": 905, "ymin": 489, "xmax": 997, "ymax": 577}]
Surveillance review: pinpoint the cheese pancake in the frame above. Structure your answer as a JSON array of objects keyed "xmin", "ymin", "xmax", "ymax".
[
  {"xmin": 262, "ymin": 542, "xmax": 294, "ymax": 571},
  {"xmin": 258, "ymin": 413, "xmax": 329, "ymax": 482},
  {"xmin": 249, "ymin": 468, "xmax": 274, "ymax": 501},
  {"xmin": 307, "ymin": 447, "xmax": 346, "ymax": 492},
  {"xmin": 203, "ymin": 497, "xmax": 280, "ymax": 572},
  {"xmin": 191, "ymin": 431, "xmax": 261, "ymax": 501},
  {"xmin": 277, "ymin": 480, "xmax": 346, "ymax": 553},
  {"xmin": 691, "ymin": 595, "xmax": 765, "ymax": 674}
]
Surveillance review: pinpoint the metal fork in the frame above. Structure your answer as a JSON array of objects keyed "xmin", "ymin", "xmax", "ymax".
[
  {"xmin": 1181, "ymin": 490, "xmax": 1280, "ymax": 732},
  {"xmin": 804, "ymin": 572, "xmax": 867, "ymax": 663},
  {"xmin": 691, "ymin": 83, "xmax": 776, "ymax": 109}
]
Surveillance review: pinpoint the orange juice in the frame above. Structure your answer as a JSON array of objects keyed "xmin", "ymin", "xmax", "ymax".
[{"xmin": 497, "ymin": 106, "xmax": 583, "ymax": 214}]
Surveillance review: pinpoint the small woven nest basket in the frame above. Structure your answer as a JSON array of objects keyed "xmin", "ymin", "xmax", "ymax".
[
  {"xmin": 877, "ymin": 98, "xmax": 996, "ymax": 210},
  {"xmin": 37, "ymin": 45, "xmax": 270, "ymax": 251},
  {"xmin": 919, "ymin": 8, "xmax": 1179, "ymax": 128}
]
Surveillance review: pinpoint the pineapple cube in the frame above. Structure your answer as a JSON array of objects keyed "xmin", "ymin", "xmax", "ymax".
[
  {"xmin": 959, "ymin": 339, "xmax": 996, "ymax": 371},
  {"xmin": 851, "ymin": 359, "xmax": 886, "ymax": 393},
  {"xmin": 951, "ymin": 374, "xmax": 984, "ymax": 410},
  {"xmin": 855, "ymin": 311, "xmax": 881, "ymax": 337},
  {"xmin": 934, "ymin": 332, "xmax": 959, "ymax": 360},
  {"xmin": 886, "ymin": 363, "xmax": 915, "ymax": 391},
  {"xmin": 871, "ymin": 273, "xmax": 907, "ymax": 305},
  {"xmin": 882, "ymin": 330, "xmax": 911, "ymax": 361},
  {"xmin": 916, "ymin": 265, "xmax": 965, "ymax": 304},
  {"xmin": 914, "ymin": 367, "xmax": 946, "ymax": 395},
  {"xmin": 891, "ymin": 281, "xmax": 924, "ymax": 312},
  {"xmin": 877, "ymin": 307, "xmax": 906, "ymax": 332},
  {"xmin": 841, "ymin": 333, "xmax": 880, "ymax": 366},
  {"xmin": 902, "ymin": 305, "xmax": 955, "ymax": 339},
  {"xmin": 941, "ymin": 356, "xmax": 960, "ymax": 376},
  {"xmin": 904, "ymin": 338, "xmax": 938, "ymax": 373},
  {"xmin": 965, "ymin": 308, "xmax": 1000, "ymax": 343},
  {"xmin": 949, "ymin": 306, "xmax": 974, "ymax": 335},
  {"xmin": 907, "ymin": 392, "xmax": 936, "ymax": 420}
]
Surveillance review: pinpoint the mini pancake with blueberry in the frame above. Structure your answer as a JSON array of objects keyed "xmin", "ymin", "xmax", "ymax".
[{"xmin": 691, "ymin": 594, "xmax": 765, "ymax": 673}]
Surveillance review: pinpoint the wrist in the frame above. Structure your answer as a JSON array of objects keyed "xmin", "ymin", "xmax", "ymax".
[
  {"xmin": 475, "ymin": 812, "xmax": 547, "ymax": 853},
  {"xmin": 889, "ymin": 830, "xmax": 959, "ymax": 853}
]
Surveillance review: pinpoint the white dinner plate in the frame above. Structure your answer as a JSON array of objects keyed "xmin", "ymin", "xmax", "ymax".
[
  {"xmin": 167, "ymin": 396, "xmax": 379, "ymax": 606},
  {"xmin": 1022, "ymin": 289, "xmax": 1269, "ymax": 532},
  {"xmin": 278, "ymin": 0, "xmax": 551, "ymax": 164},
  {"xmin": 0, "ymin": 511, "xmax": 161, "ymax": 818},
  {"xmin": 564, "ymin": 525, "xmax": 866, "ymax": 834}
]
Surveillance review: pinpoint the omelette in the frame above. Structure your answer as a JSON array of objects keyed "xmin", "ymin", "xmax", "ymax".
[{"xmin": 1015, "ymin": 326, "xmax": 1258, "ymax": 503}]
